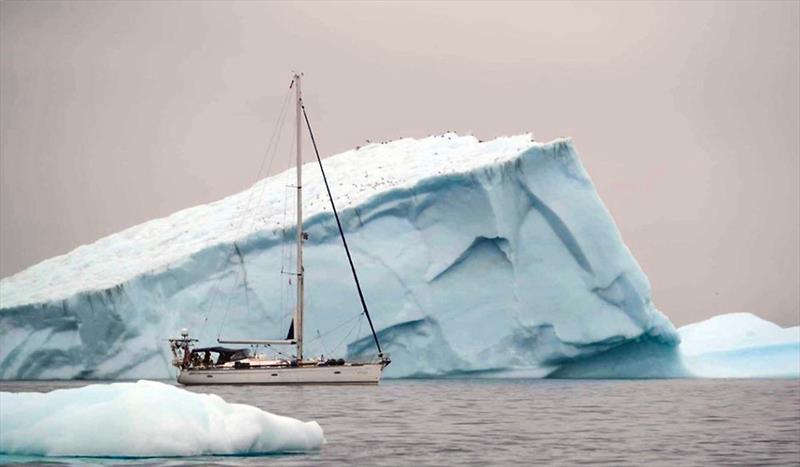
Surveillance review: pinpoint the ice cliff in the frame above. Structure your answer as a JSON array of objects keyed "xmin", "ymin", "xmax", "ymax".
[{"xmin": 0, "ymin": 133, "xmax": 794, "ymax": 379}]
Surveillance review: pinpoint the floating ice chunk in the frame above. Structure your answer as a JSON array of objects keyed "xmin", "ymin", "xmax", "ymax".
[
  {"xmin": 547, "ymin": 313, "xmax": 799, "ymax": 379},
  {"xmin": 677, "ymin": 313, "xmax": 800, "ymax": 378},
  {"xmin": 0, "ymin": 380, "xmax": 324, "ymax": 457},
  {"xmin": 678, "ymin": 312, "xmax": 799, "ymax": 356}
]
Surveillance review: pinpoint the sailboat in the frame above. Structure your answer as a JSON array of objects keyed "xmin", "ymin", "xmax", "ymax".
[{"xmin": 168, "ymin": 73, "xmax": 390, "ymax": 384}]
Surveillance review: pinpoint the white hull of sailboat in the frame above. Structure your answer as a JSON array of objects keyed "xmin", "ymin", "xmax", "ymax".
[{"xmin": 177, "ymin": 363, "xmax": 385, "ymax": 385}]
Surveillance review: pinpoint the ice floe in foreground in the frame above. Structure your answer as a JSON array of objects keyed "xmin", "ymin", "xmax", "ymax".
[{"xmin": 0, "ymin": 380, "xmax": 324, "ymax": 457}]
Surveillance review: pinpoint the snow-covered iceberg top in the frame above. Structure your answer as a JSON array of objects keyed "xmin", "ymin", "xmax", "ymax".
[
  {"xmin": 0, "ymin": 380, "xmax": 324, "ymax": 457},
  {"xmin": 0, "ymin": 133, "xmax": 540, "ymax": 309}
]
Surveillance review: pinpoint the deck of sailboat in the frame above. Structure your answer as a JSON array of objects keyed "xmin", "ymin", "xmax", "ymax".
[{"xmin": 177, "ymin": 361, "xmax": 386, "ymax": 385}]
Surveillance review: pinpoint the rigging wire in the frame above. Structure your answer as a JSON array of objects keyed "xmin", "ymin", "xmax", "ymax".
[
  {"xmin": 354, "ymin": 316, "xmax": 364, "ymax": 353},
  {"xmin": 326, "ymin": 312, "xmax": 365, "ymax": 357},
  {"xmin": 214, "ymin": 91, "xmax": 293, "ymax": 339},
  {"xmin": 195, "ymin": 85, "xmax": 293, "ymax": 340},
  {"xmin": 315, "ymin": 330, "xmax": 328, "ymax": 358},
  {"xmin": 277, "ymin": 126, "xmax": 298, "ymax": 335},
  {"xmin": 194, "ymin": 77, "xmax": 387, "ymax": 362},
  {"xmin": 261, "ymin": 343, "xmax": 294, "ymax": 360},
  {"xmin": 217, "ymin": 110, "xmax": 296, "ymax": 340},
  {"xmin": 302, "ymin": 105, "xmax": 385, "ymax": 358},
  {"xmin": 303, "ymin": 311, "xmax": 362, "ymax": 344},
  {"xmin": 278, "ymin": 186, "xmax": 290, "ymax": 334},
  {"xmin": 241, "ymin": 103, "xmax": 294, "ymax": 236}
]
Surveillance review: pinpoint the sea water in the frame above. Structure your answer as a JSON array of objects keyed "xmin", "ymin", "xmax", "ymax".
[{"xmin": 1, "ymin": 379, "xmax": 798, "ymax": 466}]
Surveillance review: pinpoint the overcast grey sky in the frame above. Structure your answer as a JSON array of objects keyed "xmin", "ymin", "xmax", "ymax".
[{"xmin": 1, "ymin": 1, "xmax": 798, "ymax": 326}]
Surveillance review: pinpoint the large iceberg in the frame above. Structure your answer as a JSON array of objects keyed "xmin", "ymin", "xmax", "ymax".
[
  {"xmin": 0, "ymin": 133, "xmax": 794, "ymax": 379},
  {"xmin": 0, "ymin": 380, "xmax": 324, "ymax": 457}
]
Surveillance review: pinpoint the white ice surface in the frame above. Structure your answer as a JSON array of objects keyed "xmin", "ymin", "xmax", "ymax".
[
  {"xmin": 678, "ymin": 313, "xmax": 800, "ymax": 378},
  {"xmin": 678, "ymin": 312, "xmax": 799, "ymax": 356},
  {"xmin": 0, "ymin": 380, "xmax": 324, "ymax": 457}
]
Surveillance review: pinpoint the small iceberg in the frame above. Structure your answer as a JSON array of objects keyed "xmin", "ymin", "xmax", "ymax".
[
  {"xmin": 537, "ymin": 312, "xmax": 799, "ymax": 379},
  {"xmin": 678, "ymin": 312, "xmax": 800, "ymax": 378},
  {"xmin": 0, "ymin": 380, "xmax": 324, "ymax": 458}
]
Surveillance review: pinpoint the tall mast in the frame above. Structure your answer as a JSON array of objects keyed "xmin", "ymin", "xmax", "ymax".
[{"xmin": 294, "ymin": 73, "xmax": 304, "ymax": 362}]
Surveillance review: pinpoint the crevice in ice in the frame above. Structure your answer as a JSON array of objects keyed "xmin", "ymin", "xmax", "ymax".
[
  {"xmin": 16, "ymin": 342, "xmax": 83, "ymax": 379},
  {"xmin": 74, "ymin": 292, "xmax": 125, "ymax": 358},
  {"xmin": 591, "ymin": 273, "xmax": 651, "ymax": 330},
  {"xmin": 515, "ymin": 176, "xmax": 593, "ymax": 274},
  {"xmin": 353, "ymin": 246, "xmax": 427, "ymax": 317},
  {"xmin": 429, "ymin": 236, "xmax": 511, "ymax": 283},
  {"xmin": 0, "ymin": 342, "xmax": 25, "ymax": 378},
  {"xmin": 529, "ymin": 139, "xmax": 592, "ymax": 186},
  {"xmin": 100, "ymin": 351, "xmax": 162, "ymax": 379},
  {"xmin": 349, "ymin": 198, "xmax": 414, "ymax": 232},
  {"xmin": 232, "ymin": 242, "xmax": 251, "ymax": 311}
]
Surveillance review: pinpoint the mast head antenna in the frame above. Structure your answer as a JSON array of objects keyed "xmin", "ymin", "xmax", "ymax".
[{"xmin": 290, "ymin": 71, "xmax": 303, "ymax": 88}]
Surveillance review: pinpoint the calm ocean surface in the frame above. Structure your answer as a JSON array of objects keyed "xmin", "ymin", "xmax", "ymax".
[{"xmin": 1, "ymin": 379, "xmax": 799, "ymax": 466}]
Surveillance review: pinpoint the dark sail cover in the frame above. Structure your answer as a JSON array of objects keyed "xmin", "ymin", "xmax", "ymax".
[{"xmin": 286, "ymin": 319, "xmax": 294, "ymax": 340}]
